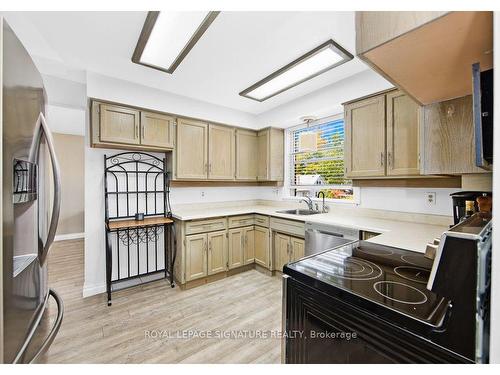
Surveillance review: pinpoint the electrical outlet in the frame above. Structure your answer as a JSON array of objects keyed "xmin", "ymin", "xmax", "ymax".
[
  {"xmin": 426, "ymin": 192, "xmax": 436, "ymax": 205},
  {"xmin": 201, "ymin": 191, "xmax": 205, "ymax": 198}
]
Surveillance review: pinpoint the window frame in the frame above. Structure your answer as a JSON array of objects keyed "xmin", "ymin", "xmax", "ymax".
[{"xmin": 284, "ymin": 113, "xmax": 360, "ymax": 205}]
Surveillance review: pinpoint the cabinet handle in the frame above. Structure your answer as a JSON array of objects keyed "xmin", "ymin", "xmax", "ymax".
[
  {"xmin": 380, "ymin": 152, "xmax": 384, "ymax": 167},
  {"xmin": 135, "ymin": 124, "xmax": 139, "ymax": 139},
  {"xmin": 142, "ymin": 124, "xmax": 145, "ymax": 139},
  {"xmin": 209, "ymin": 240, "xmax": 212, "ymax": 252},
  {"xmin": 388, "ymin": 151, "xmax": 392, "ymax": 167}
]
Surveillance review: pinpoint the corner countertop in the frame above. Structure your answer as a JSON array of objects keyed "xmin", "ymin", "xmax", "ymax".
[{"xmin": 172, "ymin": 204, "xmax": 450, "ymax": 253}]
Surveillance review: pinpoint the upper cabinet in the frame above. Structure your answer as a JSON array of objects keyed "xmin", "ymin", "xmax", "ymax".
[
  {"xmin": 421, "ymin": 95, "xmax": 488, "ymax": 175},
  {"xmin": 386, "ymin": 90, "xmax": 420, "ymax": 176},
  {"xmin": 235, "ymin": 129, "xmax": 258, "ymax": 180},
  {"xmin": 344, "ymin": 94, "xmax": 387, "ymax": 177},
  {"xmin": 176, "ymin": 118, "xmax": 209, "ymax": 179},
  {"xmin": 208, "ymin": 124, "xmax": 235, "ymax": 180},
  {"xmin": 91, "ymin": 101, "xmax": 174, "ymax": 151},
  {"xmin": 344, "ymin": 89, "xmax": 421, "ymax": 179},
  {"xmin": 140, "ymin": 111, "xmax": 175, "ymax": 149},
  {"xmin": 91, "ymin": 99, "xmax": 284, "ymax": 184},
  {"xmin": 257, "ymin": 128, "xmax": 284, "ymax": 181},
  {"xmin": 98, "ymin": 103, "xmax": 141, "ymax": 145},
  {"xmin": 356, "ymin": 11, "xmax": 493, "ymax": 105}
]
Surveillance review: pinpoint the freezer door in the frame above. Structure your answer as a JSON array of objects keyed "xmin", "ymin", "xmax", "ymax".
[{"xmin": 1, "ymin": 18, "xmax": 49, "ymax": 363}]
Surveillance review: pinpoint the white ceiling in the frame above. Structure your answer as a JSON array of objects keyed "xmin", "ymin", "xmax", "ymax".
[{"xmin": 6, "ymin": 11, "xmax": 369, "ymax": 115}]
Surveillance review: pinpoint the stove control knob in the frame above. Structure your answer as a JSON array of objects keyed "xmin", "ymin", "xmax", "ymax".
[
  {"xmin": 433, "ymin": 238, "xmax": 440, "ymax": 245},
  {"xmin": 425, "ymin": 243, "xmax": 438, "ymax": 260}
]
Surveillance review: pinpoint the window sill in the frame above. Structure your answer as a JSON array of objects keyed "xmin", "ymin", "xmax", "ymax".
[{"xmin": 282, "ymin": 196, "xmax": 359, "ymax": 206}]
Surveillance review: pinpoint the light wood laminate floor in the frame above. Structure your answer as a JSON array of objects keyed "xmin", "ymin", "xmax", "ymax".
[{"xmin": 41, "ymin": 239, "xmax": 282, "ymax": 363}]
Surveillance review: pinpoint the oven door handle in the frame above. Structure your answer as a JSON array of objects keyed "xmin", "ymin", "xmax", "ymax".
[{"xmin": 29, "ymin": 112, "xmax": 62, "ymax": 266}]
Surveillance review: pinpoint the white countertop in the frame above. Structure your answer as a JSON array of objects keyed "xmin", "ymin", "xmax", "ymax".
[{"xmin": 172, "ymin": 204, "xmax": 449, "ymax": 253}]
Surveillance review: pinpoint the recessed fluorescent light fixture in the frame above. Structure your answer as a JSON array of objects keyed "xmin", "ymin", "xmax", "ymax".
[
  {"xmin": 132, "ymin": 11, "xmax": 219, "ymax": 74},
  {"xmin": 239, "ymin": 40, "xmax": 353, "ymax": 102}
]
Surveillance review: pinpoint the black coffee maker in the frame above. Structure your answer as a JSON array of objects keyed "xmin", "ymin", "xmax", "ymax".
[{"xmin": 450, "ymin": 191, "xmax": 492, "ymax": 225}]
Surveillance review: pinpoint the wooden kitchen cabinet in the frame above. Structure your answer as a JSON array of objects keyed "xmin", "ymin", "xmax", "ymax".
[
  {"xmin": 274, "ymin": 233, "xmax": 305, "ymax": 271},
  {"xmin": 228, "ymin": 228, "xmax": 245, "ymax": 269},
  {"xmin": 207, "ymin": 230, "xmax": 228, "ymax": 275},
  {"xmin": 243, "ymin": 227, "xmax": 255, "ymax": 265},
  {"xmin": 99, "ymin": 103, "xmax": 140, "ymax": 145},
  {"xmin": 356, "ymin": 11, "xmax": 492, "ymax": 105},
  {"xmin": 274, "ymin": 233, "xmax": 291, "ymax": 272},
  {"xmin": 257, "ymin": 128, "xmax": 284, "ymax": 181},
  {"xmin": 235, "ymin": 129, "xmax": 258, "ymax": 180},
  {"xmin": 386, "ymin": 90, "xmax": 420, "ymax": 176},
  {"xmin": 254, "ymin": 226, "xmax": 270, "ymax": 268},
  {"xmin": 140, "ymin": 111, "xmax": 175, "ymax": 149},
  {"xmin": 345, "ymin": 94, "xmax": 386, "ymax": 177},
  {"xmin": 290, "ymin": 237, "xmax": 305, "ymax": 262},
  {"xmin": 176, "ymin": 118, "xmax": 208, "ymax": 179},
  {"xmin": 344, "ymin": 89, "xmax": 422, "ymax": 179},
  {"xmin": 185, "ymin": 233, "xmax": 208, "ymax": 281},
  {"xmin": 421, "ymin": 95, "xmax": 489, "ymax": 175},
  {"xmin": 208, "ymin": 124, "xmax": 235, "ymax": 180}
]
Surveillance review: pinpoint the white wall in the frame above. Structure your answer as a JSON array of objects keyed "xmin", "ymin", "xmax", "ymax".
[
  {"xmin": 86, "ymin": 72, "xmax": 260, "ymax": 129},
  {"xmin": 358, "ymin": 187, "xmax": 454, "ymax": 216}
]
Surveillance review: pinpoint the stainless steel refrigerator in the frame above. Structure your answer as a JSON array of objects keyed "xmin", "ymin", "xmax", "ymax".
[{"xmin": 1, "ymin": 17, "xmax": 63, "ymax": 363}]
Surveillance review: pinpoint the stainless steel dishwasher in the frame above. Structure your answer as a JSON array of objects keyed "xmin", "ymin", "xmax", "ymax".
[{"xmin": 304, "ymin": 222, "xmax": 360, "ymax": 257}]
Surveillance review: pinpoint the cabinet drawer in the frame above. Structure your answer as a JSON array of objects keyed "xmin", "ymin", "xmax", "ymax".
[
  {"xmin": 254, "ymin": 214, "xmax": 269, "ymax": 227},
  {"xmin": 270, "ymin": 217, "xmax": 305, "ymax": 238},
  {"xmin": 186, "ymin": 218, "xmax": 227, "ymax": 235},
  {"xmin": 228, "ymin": 215, "xmax": 255, "ymax": 228}
]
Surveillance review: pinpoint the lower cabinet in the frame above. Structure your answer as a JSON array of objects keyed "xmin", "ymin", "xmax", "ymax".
[
  {"xmin": 185, "ymin": 230, "xmax": 228, "ymax": 281},
  {"xmin": 185, "ymin": 233, "xmax": 208, "ymax": 281},
  {"xmin": 274, "ymin": 233, "xmax": 305, "ymax": 272},
  {"xmin": 207, "ymin": 230, "xmax": 228, "ymax": 275},
  {"xmin": 228, "ymin": 226, "xmax": 254, "ymax": 269},
  {"xmin": 254, "ymin": 226, "xmax": 270, "ymax": 268}
]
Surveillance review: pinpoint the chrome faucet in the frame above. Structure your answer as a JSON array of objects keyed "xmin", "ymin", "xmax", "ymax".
[
  {"xmin": 317, "ymin": 191, "xmax": 329, "ymax": 213},
  {"xmin": 300, "ymin": 196, "xmax": 314, "ymax": 211}
]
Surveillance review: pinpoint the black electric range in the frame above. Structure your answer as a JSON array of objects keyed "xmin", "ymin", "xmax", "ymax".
[
  {"xmin": 285, "ymin": 240, "xmax": 449, "ymax": 328},
  {"xmin": 282, "ymin": 240, "xmax": 469, "ymax": 363}
]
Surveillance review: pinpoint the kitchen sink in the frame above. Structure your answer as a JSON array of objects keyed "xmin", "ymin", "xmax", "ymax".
[{"xmin": 276, "ymin": 209, "xmax": 321, "ymax": 216}]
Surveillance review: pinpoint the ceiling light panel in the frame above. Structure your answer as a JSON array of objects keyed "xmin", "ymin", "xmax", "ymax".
[
  {"xmin": 132, "ymin": 11, "xmax": 219, "ymax": 74},
  {"xmin": 240, "ymin": 40, "xmax": 353, "ymax": 102}
]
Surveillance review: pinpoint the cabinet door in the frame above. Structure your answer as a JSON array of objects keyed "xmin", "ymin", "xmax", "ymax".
[
  {"xmin": 207, "ymin": 230, "xmax": 228, "ymax": 275},
  {"xmin": 185, "ymin": 234, "xmax": 207, "ymax": 281},
  {"xmin": 140, "ymin": 111, "xmax": 175, "ymax": 149},
  {"xmin": 257, "ymin": 130, "xmax": 269, "ymax": 180},
  {"xmin": 274, "ymin": 233, "xmax": 291, "ymax": 272},
  {"xmin": 345, "ymin": 95, "xmax": 386, "ymax": 177},
  {"xmin": 208, "ymin": 124, "xmax": 235, "ymax": 180},
  {"xmin": 99, "ymin": 103, "xmax": 140, "ymax": 145},
  {"xmin": 228, "ymin": 228, "xmax": 244, "ymax": 269},
  {"xmin": 176, "ymin": 118, "xmax": 208, "ymax": 179},
  {"xmin": 386, "ymin": 91, "xmax": 420, "ymax": 176},
  {"xmin": 421, "ymin": 95, "xmax": 488, "ymax": 174},
  {"xmin": 243, "ymin": 226, "xmax": 255, "ymax": 265},
  {"xmin": 235, "ymin": 129, "xmax": 258, "ymax": 180},
  {"xmin": 290, "ymin": 237, "xmax": 305, "ymax": 262},
  {"xmin": 254, "ymin": 226, "xmax": 270, "ymax": 268}
]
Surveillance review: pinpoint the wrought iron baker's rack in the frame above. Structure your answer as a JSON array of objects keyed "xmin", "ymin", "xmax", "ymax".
[{"xmin": 104, "ymin": 152, "xmax": 175, "ymax": 306}]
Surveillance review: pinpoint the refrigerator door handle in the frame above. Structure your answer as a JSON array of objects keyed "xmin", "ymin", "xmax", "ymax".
[
  {"xmin": 13, "ymin": 289, "xmax": 64, "ymax": 364},
  {"xmin": 29, "ymin": 112, "xmax": 62, "ymax": 266}
]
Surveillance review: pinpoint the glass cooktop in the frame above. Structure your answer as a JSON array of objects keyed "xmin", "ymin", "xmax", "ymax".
[{"xmin": 286, "ymin": 241, "xmax": 450, "ymax": 327}]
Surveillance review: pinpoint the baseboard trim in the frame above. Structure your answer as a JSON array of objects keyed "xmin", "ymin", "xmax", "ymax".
[
  {"xmin": 54, "ymin": 232, "xmax": 84, "ymax": 242},
  {"xmin": 82, "ymin": 283, "xmax": 106, "ymax": 298}
]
